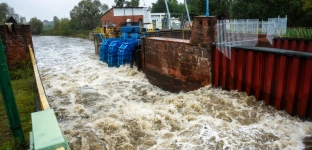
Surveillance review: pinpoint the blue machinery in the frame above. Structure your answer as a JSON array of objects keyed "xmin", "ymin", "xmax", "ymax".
[
  {"xmin": 98, "ymin": 26, "xmax": 144, "ymax": 67},
  {"xmin": 97, "ymin": 0, "xmax": 210, "ymax": 67}
]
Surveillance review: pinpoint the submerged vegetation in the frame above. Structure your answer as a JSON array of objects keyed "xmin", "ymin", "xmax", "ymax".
[{"xmin": 0, "ymin": 62, "xmax": 36, "ymax": 149}]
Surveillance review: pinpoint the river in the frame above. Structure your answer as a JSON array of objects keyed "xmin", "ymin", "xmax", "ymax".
[{"xmin": 33, "ymin": 36, "xmax": 312, "ymax": 149}]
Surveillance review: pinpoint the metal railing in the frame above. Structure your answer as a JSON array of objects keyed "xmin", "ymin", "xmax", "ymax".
[{"xmin": 28, "ymin": 45, "xmax": 50, "ymax": 110}]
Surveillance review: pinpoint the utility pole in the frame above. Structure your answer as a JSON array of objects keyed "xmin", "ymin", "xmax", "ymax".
[{"xmin": 0, "ymin": 37, "xmax": 26, "ymax": 146}]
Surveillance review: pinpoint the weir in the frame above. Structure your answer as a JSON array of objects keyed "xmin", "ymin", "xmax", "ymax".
[
  {"xmin": 1, "ymin": 15, "xmax": 311, "ymax": 149},
  {"xmin": 92, "ymin": 15, "xmax": 312, "ymax": 119},
  {"xmin": 90, "ymin": 14, "xmax": 312, "ymax": 148}
]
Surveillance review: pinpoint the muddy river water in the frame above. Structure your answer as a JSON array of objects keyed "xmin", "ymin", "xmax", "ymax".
[{"xmin": 33, "ymin": 36, "xmax": 312, "ymax": 149}]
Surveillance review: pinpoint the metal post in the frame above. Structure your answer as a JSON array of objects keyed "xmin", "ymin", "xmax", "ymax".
[
  {"xmin": 184, "ymin": 0, "xmax": 192, "ymax": 27},
  {"xmin": 0, "ymin": 37, "xmax": 26, "ymax": 145},
  {"xmin": 164, "ymin": 0, "xmax": 171, "ymax": 29},
  {"xmin": 206, "ymin": 0, "xmax": 209, "ymax": 16}
]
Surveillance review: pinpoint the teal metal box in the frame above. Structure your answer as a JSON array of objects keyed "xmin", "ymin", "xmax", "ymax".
[{"xmin": 29, "ymin": 109, "xmax": 70, "ymax": 150}]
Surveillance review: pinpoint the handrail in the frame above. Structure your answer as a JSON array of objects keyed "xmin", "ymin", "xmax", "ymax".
[{"xmin": 28, "ymin": 45, "xmax": 50, "ymax": 110}]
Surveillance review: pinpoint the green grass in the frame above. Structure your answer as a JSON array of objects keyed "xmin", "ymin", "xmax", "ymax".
[
  {"xmin": 0, "ymin": 63, "xmax": 36, "ymax": 150},
  {"xmin": 283, "ymin": 28, "xmax": 312, "ymax": 40}
]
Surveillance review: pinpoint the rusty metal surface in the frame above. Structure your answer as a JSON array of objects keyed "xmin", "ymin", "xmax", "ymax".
[
  {"xmin": 212, "ymin": 46, "xmax": 312, "ymax": 119},
  {"xmin": 273, "ymin": 39, "xmax": 312, "ymax": 52}
]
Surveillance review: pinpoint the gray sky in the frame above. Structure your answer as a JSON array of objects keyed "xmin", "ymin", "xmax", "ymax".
[{"xmin": 2, "ymin": 0, "xmax": 184, "ymax": 21}]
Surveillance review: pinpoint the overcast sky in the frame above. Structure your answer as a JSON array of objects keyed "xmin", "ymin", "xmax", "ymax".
[{"xmin": 2, "ymin": 0, "xmax": 184, "ymax": 21}]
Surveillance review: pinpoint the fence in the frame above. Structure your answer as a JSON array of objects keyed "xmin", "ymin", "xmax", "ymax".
[
  {"xmin": 216, "ymin": 17, "xmax": 288, "ymax": 59},
  {"xmin": 216, "ymin": 19, "xmax": 259, "ymax": 59},
  {"xmin": 212, "ymin": 46, "xmax": 312, "ymax": 119}
]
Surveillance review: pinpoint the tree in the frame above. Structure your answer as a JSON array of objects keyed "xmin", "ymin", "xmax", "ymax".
[
  {"xmin": 298, "ymin": 0, "xmax": 312, "ymax": 27},
  {"xmin": 125, "ymin": 0, "xmax": 140, "ymax": 7},
  {"xmin": 229, "ymin": 0, "xmax": 307, "ymax": 26},
  {"xmin": 0, "ymin": 3, "xmax": 20, "ymax": 24},
  {"xmin": 29, "ymin": 17, "xmax": 43, "ymax": 35},
  {"xmin": 53, "ymin": 16, "xmax": 60, "ymax": 31},
  {"xmin": 58, "ymin": 18, "xmax": 71, "ymax": 36},
  {"xmin": 302, "ymin": 0, "xmax": 312, "ymax": 11},
  {"xmin": 70, "ymin": 0, "xmax": 109, "ymax": 30},
  {"xmin": 114, "ymin": 0, "xmax": 125, "ymax": 7},
  {"xmin": 151, "ymin": 0, "xmax": 184, "ymax": 14},
  {"xmin": 184, "ymin": 0, "xmax": 230, "ymax": 16}
]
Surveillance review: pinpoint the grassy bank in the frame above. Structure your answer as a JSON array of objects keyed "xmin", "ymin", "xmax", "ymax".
[
  {"xmin": 0, "ymin": 63, "xmax": 36, "ymax": 150},
  {"xmin": 41, "ymin": 29, "xmax": 90, "ymax": 39},
  {"xmin": 284, "ymin": 28, "xmax": 312, "ymax": 40}
]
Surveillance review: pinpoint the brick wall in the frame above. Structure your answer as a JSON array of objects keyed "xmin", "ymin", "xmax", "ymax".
[
  {"xmin": 141, "ymin": 16, "xmax": 217, "ymax": 92},
  {"xmin": 142, "ymin": 37, "xmax": 211, "ymax": 92},
  {"xmin": 101, "ymin": 9, "xmax": 144, "ymax": 28},
  {"xmin": 0, "ymin": 24, "xmax": 33, "ymax": 69},
  {"xmin": 190, "ymin": 16, "xmax": 217, "ymax": 46}
]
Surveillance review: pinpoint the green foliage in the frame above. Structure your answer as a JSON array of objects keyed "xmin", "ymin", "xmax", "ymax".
[
  {"xmin": 0, "ymin": 3, "xmax": 20, "ymax": 24},
  {"xmin": 151, "ymin": 0, "xmax": 229, "ymax": 17},
  {"xmin": 70, "ymin": 0, "xmax": 109, "ymax": 30},
  {"xmin": 149, "ymin": 0, "xmax": 310, "ymax": 27},
  {"xmin": 185, "ymin": 0, "xmax": 206, "ymax": 15},
  {"xmin": 58, "ymin": 18, "xmax": 71, "ymax": 36},
  {"xmin": 114, "ymin": 0, "xmax": 125, "ymax": 7},
  {"xmin": 151, "ymin": 0, "xmax": 184, "ymax": 14},
  {"xmin": 53, "ymin": 16, "xmax": 59, "ymax": 31},
  {"xmin": 303, "ymin": 0, "xmax": 312, "ymax": 11},
  {"xmin": 125, "ymin": 0, "xmax": 140, "ymax": 7},
  {"xmin": 43, "ymin": 25, "xmax": 53, "ymax": 31},
  {"xmin": 229, "ymin": 0, "xmax": 312, "ymax": 27},
  {"xmin": 297, "ymin": 0, "xmax": 312, "ymax": 27},
  {"xmin": 28, "ymin": 17, "xmax": 43, "ymax": 35},
  {"xmin": 41, "ymin": 28, "xmax": 90, "ymax": 39},
  {"xmin": 9, "ymin": 62, "xmax": 33, "ymax": 80}
]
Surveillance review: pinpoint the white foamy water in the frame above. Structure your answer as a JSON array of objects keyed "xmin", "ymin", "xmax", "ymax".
[{"xmin": 33, "ymin": 36, "xmax": 312, "ymax": 150}]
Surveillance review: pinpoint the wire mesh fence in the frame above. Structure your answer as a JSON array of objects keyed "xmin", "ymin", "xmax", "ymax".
[
  {"xmin": 216, "ymin": 16, "xmax": 288, "ymax": 59},
  {"xmin": 216, "ymin": 19, "xmax": 259, "ymax": 59}
]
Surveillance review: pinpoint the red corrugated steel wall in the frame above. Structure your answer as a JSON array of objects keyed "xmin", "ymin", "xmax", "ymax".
[
  {"xmin": 212, "ymin": 46, "xmax": 312, "ymax": 119},
  {"xmin": 273, "ymin": 39, "xmax": 312, "ymax": 52}
]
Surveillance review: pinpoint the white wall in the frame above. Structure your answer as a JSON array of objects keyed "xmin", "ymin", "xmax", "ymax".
[
  {"xmin": 114, "ymin": 8, "xmax": 145, "ymax": 16},
  {"xmin": 151, "ymin": 13, "xmax": 165, "ymax": 23}
]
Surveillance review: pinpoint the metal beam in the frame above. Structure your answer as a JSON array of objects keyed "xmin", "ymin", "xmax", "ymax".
[
  {"xmin": 28, "ymin": 45, "xmax": 50, "ymax": 110},
  {"xmin": 0, "ymin": 37, "xmax": 26, "ymax": 145},
  {"xmin": 184, "ymin": 0, "xmax": 192, "ymax": 27},
  {"xmin": 164, "ymin": 0, "xmax": 171, "ymax": 29}
]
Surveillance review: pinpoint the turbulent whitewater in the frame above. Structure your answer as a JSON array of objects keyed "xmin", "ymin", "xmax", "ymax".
[{"xmin": 33, "ymin": 36, "xmax": 312, "ymax": 149}]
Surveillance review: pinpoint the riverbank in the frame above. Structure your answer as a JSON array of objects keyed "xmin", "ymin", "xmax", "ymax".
[
  {"xmin": 0, "ymin": 63, "xmax": 36, "ymax": 149},
  {"xmin": 41, "ymin": 29, "xmax": 90, "ymax": 39}
]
